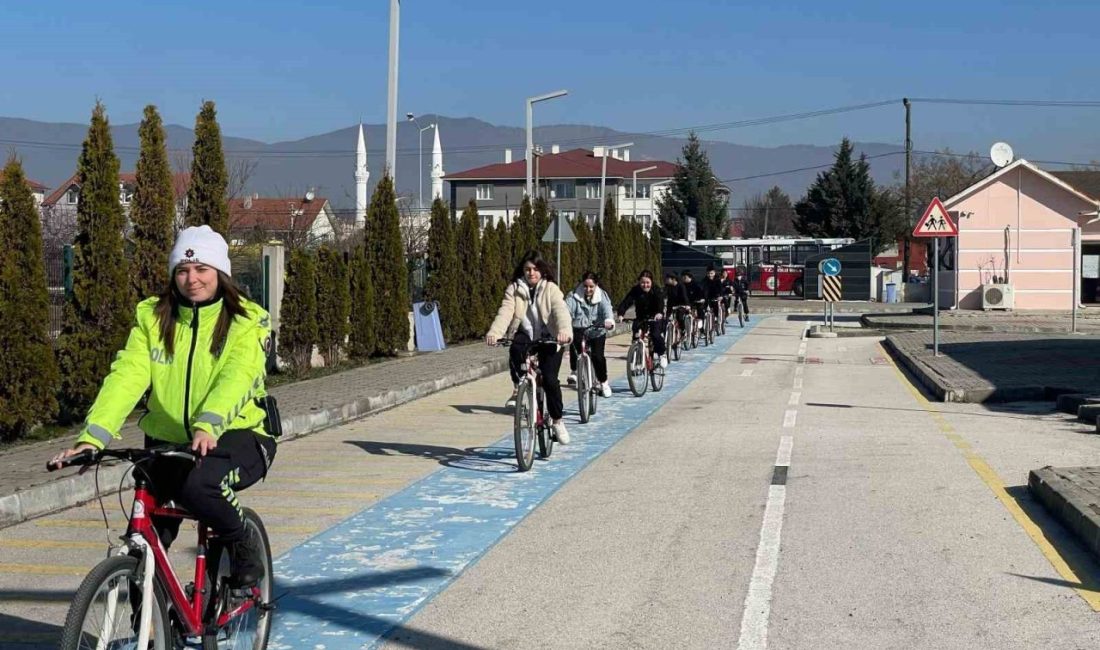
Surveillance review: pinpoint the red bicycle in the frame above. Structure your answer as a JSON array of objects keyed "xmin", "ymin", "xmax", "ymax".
[{"xmin": 48, "ymin": 446, "xmax": 273, "ymax": 650}]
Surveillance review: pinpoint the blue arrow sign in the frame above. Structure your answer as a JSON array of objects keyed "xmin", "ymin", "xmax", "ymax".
[{"xmin": 820, "ymin": 258, "xmax": 841, "ymax": 277}]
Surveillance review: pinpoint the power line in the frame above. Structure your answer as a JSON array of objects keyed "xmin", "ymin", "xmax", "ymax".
[{"xmin": 910, "ymin": 98, "xmax": 1100, "ymax": 108}]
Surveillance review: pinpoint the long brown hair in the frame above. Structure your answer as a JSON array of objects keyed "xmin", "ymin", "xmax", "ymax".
[{"xmin": 154, "ymin": 271, "xmax": 248, "ymax": 358}]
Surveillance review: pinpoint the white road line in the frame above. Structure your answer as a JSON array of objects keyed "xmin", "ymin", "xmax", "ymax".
[
  {"xmin": 794, "ymin": 366, "xmax": 804, "ymax": 377},
  {"xmin": 793, "ymin": 377, "xmax": 803, "ymax": 390},
  {"xmin": 788, "ymin": 392, "xmax": 800, "ymax": 406},
  {"xmin": 797, "ymin": 344, "xmax": 807, "ymax": 355},
  {"xmin": 838, "ymin": 345, "xmax": 848, "ymax": 352},
  {"xmin": 783, "ymin": 410, "xmax": 797, "ymax": 428},
  {"xmin": 741, "ymin": 369, "xmax": 754, "ymax": 377},
  {"xmin": 737, "ymin": 436, "xmax": 793, "ymax": 650}
]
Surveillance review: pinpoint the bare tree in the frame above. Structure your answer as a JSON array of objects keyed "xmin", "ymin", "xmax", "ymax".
[
  {"xmin": 740, "ymin": 186, "xmax": 797, "ymax": 238},
  {"xmin": 397, "ymin": 193, "xmax": 431, "ymax": 260}
]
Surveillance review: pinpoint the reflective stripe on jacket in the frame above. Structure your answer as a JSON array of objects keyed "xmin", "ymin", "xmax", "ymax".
[{"xmin": 77, "ymin": 296, "xmax": 272, "ymax": 449}]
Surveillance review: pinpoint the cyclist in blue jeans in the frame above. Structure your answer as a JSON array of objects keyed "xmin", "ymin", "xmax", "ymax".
[{"xmin": 616, "ymin": 270, "xmax": 667, "ymax": 368}]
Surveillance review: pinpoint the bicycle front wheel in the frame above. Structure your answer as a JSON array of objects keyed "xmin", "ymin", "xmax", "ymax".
[
  {"xmin": 60, "ymin": 554, "xmax": 172, "ymax": 650},
  {"xmin": 577, "ymin": 355, "xmax": 591, "ymax": 424},
  {"xmin": 536, "ymin": 387, "xmax": 554, "ymax": 459},
  {"xmin": 205, "ymin": 508, "xmax": 273, "ymax": 650},
  {"xmin": 627, "ymin": 340, "xmax": 648, "ymax": 397},
  {"xmin": 514, "ymin": 381, "xmax": 537, "ymax": 471},
  {"xmin": 707, "ymin": 315, "xmax": 716, "ymax": 345},
  {"xmin": 738, "ymin": 301, "xmax": 746, "ymax": 328}
]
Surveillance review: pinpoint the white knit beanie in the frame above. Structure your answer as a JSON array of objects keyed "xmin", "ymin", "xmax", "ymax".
[{"xmin": 168, "ymin": 225, "xmax": 232, "ymax": 276}]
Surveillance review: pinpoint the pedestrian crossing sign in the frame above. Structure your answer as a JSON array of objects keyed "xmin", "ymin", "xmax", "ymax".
[{"xmin": 913, "ymin": 197, "xmax": 958, "ymax": 237}]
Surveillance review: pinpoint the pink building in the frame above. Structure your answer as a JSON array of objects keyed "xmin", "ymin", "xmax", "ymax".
[{"xmin": 941, "ymin": 159, "xmax": 1100, "ymax": 310}]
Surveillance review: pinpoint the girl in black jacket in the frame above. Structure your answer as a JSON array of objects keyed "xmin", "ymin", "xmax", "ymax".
[{"xmin": 616, "ymin": 270, "xmax": 667, "ymax": 364}]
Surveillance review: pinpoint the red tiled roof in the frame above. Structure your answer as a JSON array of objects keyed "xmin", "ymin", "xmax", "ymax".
[
  {"xmin": 0, "ymin": 172, "xmax": 47, "ymax": 193},
  {"xmin": 43, "ymin": 171, "xmax": 190, "ymax": 206},
  {"xmin": 228, "ymin": 197, "xmax": 329, "ymax": 231},
  {"xmin": 446, "ymin": 148, "xmax": 678, "ymax": 181}
]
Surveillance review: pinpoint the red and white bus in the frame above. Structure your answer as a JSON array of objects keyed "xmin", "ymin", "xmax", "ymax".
[{"xmin": 672, "ymin": 238, "xmax": 853, "ymax": 296}]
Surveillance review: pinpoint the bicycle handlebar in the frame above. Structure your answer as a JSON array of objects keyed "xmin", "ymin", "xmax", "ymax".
[{"xmin": 47, "ymin": 444, "xmax": 230, "ymax": 472}]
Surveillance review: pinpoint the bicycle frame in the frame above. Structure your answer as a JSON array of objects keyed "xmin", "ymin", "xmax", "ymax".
[{"xmin": 119, "ymin": 478, "xmax": 260, "ymax": 640}]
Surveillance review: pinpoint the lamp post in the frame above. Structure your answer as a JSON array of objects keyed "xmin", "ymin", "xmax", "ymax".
[
  {"xmin": 385, "ymin": 0, "xmax": 400, "ymax": 180},
  {"xmin": 526, "ymin": 90, "xmax": 568, "ymax": 198},
  {"xmin": 632, "ymin": 165, "xmax": 657, "ymax": 230},
  {"xmin": 598, "ymin": 142, "xmax": 633, "ymax": 225},
  {"xmin": 406, "ymin": 113, "xmax": 435, "ymax": 213}
]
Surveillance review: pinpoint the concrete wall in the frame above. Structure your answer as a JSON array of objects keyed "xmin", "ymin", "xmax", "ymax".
[{"xmin": 947, "ymin": 165, "xmax": 1094, "ymax": 310}]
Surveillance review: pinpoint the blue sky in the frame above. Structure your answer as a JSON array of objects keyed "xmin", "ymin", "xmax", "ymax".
[{"xmin": 2, "ymin": 0, "xmax": 1098, "ymax": 162}]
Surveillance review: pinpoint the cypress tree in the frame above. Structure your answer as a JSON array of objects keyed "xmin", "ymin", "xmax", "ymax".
[
  {"xmin": 130, "ymin": 105, "xmax": 176, "ymax": 299},
  {"xmin": 185, "ymin": 101, "xmax": 230, "ymax": 236},
  {"xmin": 315, "ymin": 245, "xmax": 349, "ymax": 366},
  {"xmin": 479, "ymin": 217, "xmax": 504, "ymax": 329},
  {"xmin": 495, "ymin": 219, "xmax": 512, "ymax": 288},
  {"xmin": 279, "ymin": 249, "xmax": 318, "ymax": 375},
  {"xmin": 533, "ymin": 197, "xmax": 551, "ymax": 258},
  {"xmin": 425, "ymin": 197, "xmax": 461, "ymax": 342},
  {"xmin": 649, "ymin": 223, "xmax": 663, "ymax": 279},
  {"xmin": 456, "ymin": 200, "xmax": 483, "ymax": 338},
  {"xmin": 57, "ymin": 102, "xmax": 135, "ymax": 421},
  {"xmin": 573, "ymin": 217, "xmax": 597, "ymax": 283},
  {"xmin": 512, "ymin": 196, "xmax": 535, "ymax": 260},
  {"xmin": 365, "ymin": 174, "xmax": 409, "ymax": 355},
  {"xmin": 592, "ymin": 218, "xmax": 607, "ymax": 299},
  {"xmin": 0, "ymin": 158, "xmax": 60, "ymax": 439},
  {"xmin": 348, "ymin": 245, "xmax": 377, "ymax": 358}
]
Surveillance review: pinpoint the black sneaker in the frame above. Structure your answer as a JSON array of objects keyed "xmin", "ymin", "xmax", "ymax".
[{"xmin": 227, "ymin": 529, "xmax": 265, "ymax": 588}]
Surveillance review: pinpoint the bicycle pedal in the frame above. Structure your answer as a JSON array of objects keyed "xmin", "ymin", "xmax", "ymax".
[{"xmin": 257, "ymin": 600, "xmax": 277, "ymax": 612}]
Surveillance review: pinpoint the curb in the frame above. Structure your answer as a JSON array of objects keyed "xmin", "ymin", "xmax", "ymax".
[
  {"xmin": 1029, "ymin": 467, "xmax": 1100, "ymax": 561},
  {"xmin": 0, "ymin": 354, "xmax": 511, "ymax": 530},
  {"xmin": 881, "ymin": 336, "xmax": 957, "ymax": 402},
  {"xmin": 861, "ymin": 314, "xmax": 1098, "ymax": 335}
]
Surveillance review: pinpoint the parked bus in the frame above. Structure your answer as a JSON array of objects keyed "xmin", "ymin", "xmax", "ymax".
[{"xmin": 671, "ymin": 238, "xmax": 853, "ymax": 296}]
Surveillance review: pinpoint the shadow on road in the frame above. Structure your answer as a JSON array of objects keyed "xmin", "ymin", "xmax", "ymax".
[
  {"xmin": 276, "ymin": 566, "xmax": 489, "ymax": 649},
  {"xmin": 0, "ymin": 611, "xmax": 62, "ymax": 649},
  {"xmin": 343, "ymin": 441, "xmax": 517, "ymax": 473},
  {"xmin": 804, "ymin": 401, "xmax": 1063, "ymax": 422},
  {"xmin": 449, "ymin": 404, "xmax": 511, "ymax": 416},
  {"xmin": 1002, "ymin": 485, "xmax": 1100, "ymax": 595}
]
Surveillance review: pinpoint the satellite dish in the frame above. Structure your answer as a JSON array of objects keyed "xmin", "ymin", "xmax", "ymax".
[
  {"xmin": 990, "ymin": 142, "xmax": 1014, "ymax": 168},
  {"xmin": 304, "ymin": 189, "xmax": 315, "ymax": 202}
]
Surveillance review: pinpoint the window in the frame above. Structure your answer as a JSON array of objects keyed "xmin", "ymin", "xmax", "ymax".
[
  {"xmin": 586, "ymin": 214, "xmax": 599, "ymax": 227},
  {"xmin": 625, "ymin": 183, "xmax": 651, "ymax": 199},
  {"xmin": 559, "ymin": 210, "xmax": 576, "ymax": 220},
  {"xmin": 551, "ymin": 181, "xmax": 575, "ymax": 199},
  {"xmin": 476, "ymin": 184, "xmax": 494, "ymax": 200},
  {"xmin": 584, "ymin": 183, "xmax": 602, "ymax": 200},
  {"xmin": 66, "ymin": 188, "xmax": 78, "ymax": 204},
  {"xmin": 479, "ymin": 214, "xmax": 495, "ymax": 229}
]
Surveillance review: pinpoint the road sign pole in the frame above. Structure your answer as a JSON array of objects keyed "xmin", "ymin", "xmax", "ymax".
[
  {"xmin": 933, "ymin": 236, "xmax": 940, "ymax": 357},
  {"xmin": 555, "ymin": 214, "xmax": 561, "ymax": 283}
]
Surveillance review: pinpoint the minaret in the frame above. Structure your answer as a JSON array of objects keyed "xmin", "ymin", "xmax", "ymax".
[
  {"xmin": 431, "ymin": 125, "xmax": 444, "ymax": 201},
  {"xmin": 355, "ymin": 123, "xmax": 369, "ymax": 228}
]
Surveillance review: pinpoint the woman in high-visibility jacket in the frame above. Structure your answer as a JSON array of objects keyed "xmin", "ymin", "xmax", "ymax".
[{"xmin": 50, "ymin": 225, "xmax": 275, "ymax": 588}]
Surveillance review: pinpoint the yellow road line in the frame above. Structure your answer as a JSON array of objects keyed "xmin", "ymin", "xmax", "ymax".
[
  {"xmin": 0, "ymin": 632, "xmax": 59, "ymax": 643},
  {"xmin": 881, "ymin": 343, "xmax": 1100, "ymax": 611},
  {"xmin": 246, "ymin": 505, "xmax": 356, "ymax": 517},
  {"xmin": 0, "ymin": 562, "xmax": 88, "ymax": 576},
  {"xmin": 0, "ymin": 539, "xmax": 106, "ymax": 550},
  {"xmin": 264, "ymin": 524, "xmax": 321, "ymax": 534}
]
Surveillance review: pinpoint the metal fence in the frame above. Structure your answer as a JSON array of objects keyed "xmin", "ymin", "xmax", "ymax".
[{"xmin": 45, "ymin": 244, "xmax": 70, "ymax": 340}]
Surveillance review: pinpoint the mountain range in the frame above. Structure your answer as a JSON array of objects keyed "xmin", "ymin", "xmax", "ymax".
[{"xmin": 0, "ymin": 115, "xmax": 907, "ymax": 210}]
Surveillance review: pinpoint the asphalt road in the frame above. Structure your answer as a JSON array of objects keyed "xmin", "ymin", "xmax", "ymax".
[{"xmin": 3, "ymin": 318, "xmax": 1100, "ymax": 649}]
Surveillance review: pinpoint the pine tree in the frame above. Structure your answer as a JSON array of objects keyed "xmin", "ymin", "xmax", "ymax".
[
  {"xmin": 347, "ymin": 245, "xmax": 377, "ymax": 359},
  {"xmin": 130, "ymin": 105, "xmax": 176, "ymax": 299},
  {"xmin": 479, "ymin": 217, "xmax": 504, "ymax": 329},
  {"xmin": 315, "ymin": 245, "xmax": 349, "ymax": 366},
  {"xmin": 365, "ymin": 174, "xmax": 410, "ymax": 355},
  {"xmin": 57, "ymin": 102, "xmax": 135, "ymax": 421},
  {"xmin": 656, "ymin": 132, "xmax": 730, "ymax": 239},
  {"xmin": 794, "ymin": 138, "xmax": 904, "ymax": 254},
  {"xmin": 425, "ymin": 198, "xmax": 461, "ymax": 342},
  {"xmin": 185, "ymin": 101, "xmax": 230, "ymax": 236},
  {"xmin": 0, "ymin": 158, "xmax": 60, "ymax": 439},
  {"xmin": 512, "ymin": 196, "xmax": 535, "ymax": 260},
  {"xmin": 279, "ymin": 249, "xmax": 317, "ymax": 375},
  {"xmin": 456, "ymin": 200, "xmax": 484, "ymax": 338}
]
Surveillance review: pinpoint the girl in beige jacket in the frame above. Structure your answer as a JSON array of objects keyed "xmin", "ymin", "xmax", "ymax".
[{"xmin": 486, "ymin": 250, "xmax": 574, "ymax": 443}]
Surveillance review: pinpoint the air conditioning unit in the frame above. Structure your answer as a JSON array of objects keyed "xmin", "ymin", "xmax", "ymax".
[{"xmin": 981, "ymin": 283, "xmax": 1014, "ymax": 310}]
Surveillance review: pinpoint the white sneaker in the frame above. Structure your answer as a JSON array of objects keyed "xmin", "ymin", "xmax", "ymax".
[
  {"xmin": 505, "ymin": 392, "xmax": 517, "ymax": 409},
  {"xmin": 658, "ymin": 355, "xmax": 668, "ymax": 369},
  {"xmin": 566, "ymin": 373, "xmax": 577, "ymax": 386},
  {"xmin": 601, "ymin": 382, "xmax": 612, "ymax": 398},
  {"xmin": 553, "ymin": 420, "xmax": 570, "ymax": 444}
]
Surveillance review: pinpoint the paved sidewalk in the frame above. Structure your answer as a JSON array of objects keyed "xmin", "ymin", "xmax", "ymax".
[
  {"xmin": 1029, "ymin": 466, "xmax": 1100, "ymax": 563},
  {"xmin": 883, "ymin": 330, "xmax": 1100, "ymax": 403},
  {"xmin": 749, "ymin": 296, "xmax": 921, "ymax": 314},
  {"xmin": 865, "ymin": 310, "xmax": 1100, "ymax": 334},
  {"xmin": 0, "ymin": 341, "xmax": 511, "ymax": 528}
]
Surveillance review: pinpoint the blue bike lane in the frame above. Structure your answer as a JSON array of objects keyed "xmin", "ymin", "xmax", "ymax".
[{"xmin": 269, "ymin": 320, "xmax": 759, "ymax": 649}]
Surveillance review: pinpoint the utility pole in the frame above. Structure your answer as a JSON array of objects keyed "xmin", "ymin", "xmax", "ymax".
[
  {"xmin": 385, "ymin": 0, "xmax": 400, "ymax": 180},
  {"xmin": 763, "ymin": 204, "xmax": 770, "ymax": 238},
  {"xmin": 902, "ymin": 98, "xmax": 912, "ymax": 283}
]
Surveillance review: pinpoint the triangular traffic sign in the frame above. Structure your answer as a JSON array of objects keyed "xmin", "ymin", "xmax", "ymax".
[
  {"xmin": 541, "ymin": 217, "xmax": 577, "ymax": 243},
  {"xmin": 913, "ymin": 197, "xmax": 958, "ymax": 237}
]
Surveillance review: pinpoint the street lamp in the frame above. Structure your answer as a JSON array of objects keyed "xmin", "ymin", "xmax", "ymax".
[
  {"xmin": 631, "ymin": 165, "xmax": 657, "ymax": 230},
  {"xmin": 526, "ymin": 90, "xmax": 568, "ymax": 198},
  {"xmin": 597, "ymin": 142, "xmax": 633, "ymax": 225},
  {"xmin": 406, "ymin": 113, "xmax": 436, "ymax": 213}
]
